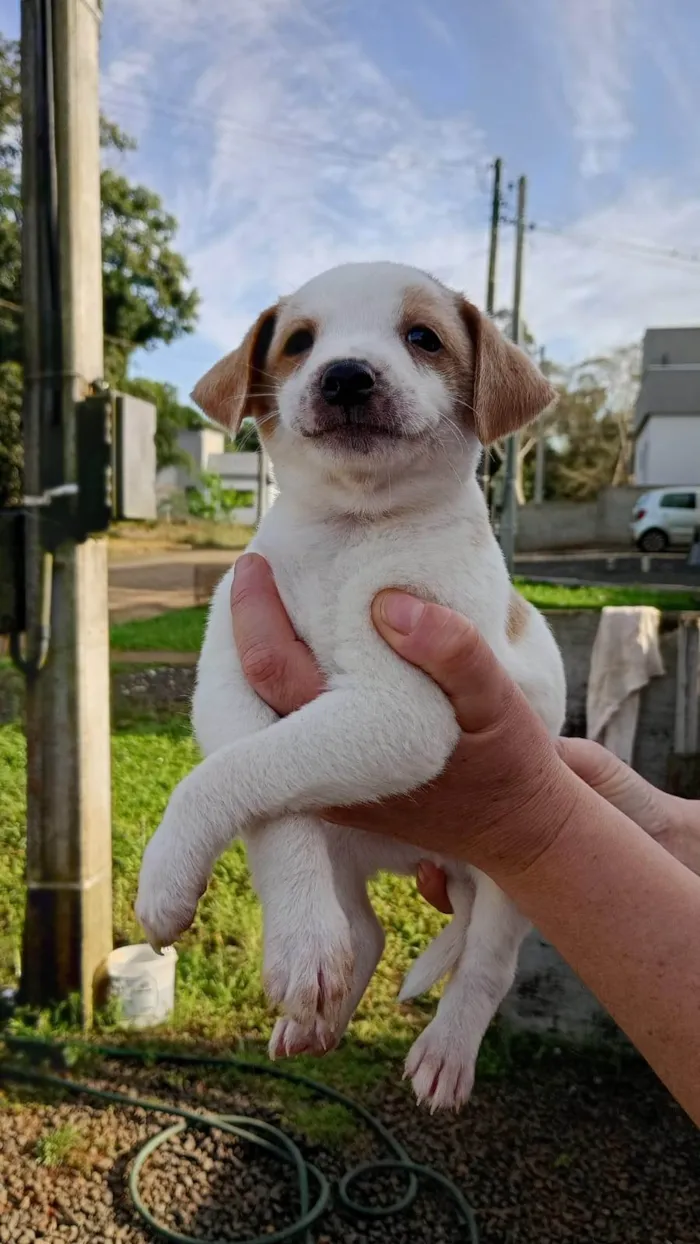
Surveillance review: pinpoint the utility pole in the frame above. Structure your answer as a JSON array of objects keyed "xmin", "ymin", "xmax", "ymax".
[
  {"xmin": 478, "ymin": 157, "xmax": 502, "ymax": 500},
  {"xmin": 256, "ymin": 443, "xmax": 268, "ymax": 525},
  {"xmin": 534, "ymin": 345, "xmax": 546, "ymax": 505},
  {"xmin": 20, "ymin": 0, "xmax": 112, "ymax": 1021},
  {"xmin": 499, "ymin": 174, "xmax": 527, "ymax": 574}
]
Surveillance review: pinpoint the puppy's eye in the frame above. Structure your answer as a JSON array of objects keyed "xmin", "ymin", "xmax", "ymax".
[
  {"xmin": 406, "ymin": 325, "xmax": 442, "ymax": 353},
  {"xmin": 283, "ymin": 328, "xmax": 314, "ymax": 357}
]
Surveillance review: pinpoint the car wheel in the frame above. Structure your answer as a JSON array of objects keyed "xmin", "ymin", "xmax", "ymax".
[{"xmin": 638, "ymin": 528, "xmax": 668, "ymax": 553}]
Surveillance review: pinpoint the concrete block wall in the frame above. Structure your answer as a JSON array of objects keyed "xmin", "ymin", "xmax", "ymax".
[{"xmin": 517, "ymin": 485, "xmax": 647, "ymax": 551}]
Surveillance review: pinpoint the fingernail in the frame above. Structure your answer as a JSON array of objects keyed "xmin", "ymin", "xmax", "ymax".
[
  {"xmin": 417, "ymin": 861, "xmax": 431, "ymax": 887},
  {"xmin": 378, "ymin": 591, "xmax": 426, "ymax": 635},
  {"xmin": 234, "ymin": 553, "xmax": 255, "ymax": 579}
]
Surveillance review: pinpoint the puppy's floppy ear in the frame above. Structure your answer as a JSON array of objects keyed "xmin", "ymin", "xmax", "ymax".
[
  {"xmin": 458, "ymin": 299, "xmax": 556, "ymax": 445},
  {"xmin": 191, "ymin": 305, "xmax": 278, "ymax": 431}
]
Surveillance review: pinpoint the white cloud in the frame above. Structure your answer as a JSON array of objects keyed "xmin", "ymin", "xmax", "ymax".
[
  {"xmin": 100, "ymin": 0, "xmax": 700, "ymax": 380},
  {"xmin": 100, "ymin": 50, "xmax": 153, "ymax": 146},
  {"xmin": 529, "ymin": 0, "xmax": 636, "ymax": 178},
  {"xmin": 522, "ymin": 179, "xmax": 700, "ymax": 358},
  {"xmin": 101, "ymin": 0, "xmax": 491, "ymax": 354}
]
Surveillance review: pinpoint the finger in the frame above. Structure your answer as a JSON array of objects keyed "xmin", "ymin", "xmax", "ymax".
[
  {"xmin": 556, "ymin": 737, "xmax": 667, "ymax": 833},
  {"xmin": 416, "ymin": 861, "xmax": 452, "ymax": 913},
  {"xmin": 556, "ymin": 737, "xmax": 631, "ymax": 792},
  {"xmin": 371, "ymin": 591, "xmax": 521, "ymax": 734},
  {"xmin": 231, "ymin": 553, "xmax": 324, "ymax": 715}
]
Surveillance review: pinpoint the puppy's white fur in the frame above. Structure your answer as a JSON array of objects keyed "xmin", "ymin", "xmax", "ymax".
[{"xmin": 136, "ymin": 261, "xmax": 566, "ymax": 1112}]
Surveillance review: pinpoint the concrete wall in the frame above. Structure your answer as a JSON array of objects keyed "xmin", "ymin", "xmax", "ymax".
[
  {"xmin": 517, "ymin": 485, "xmax": 646, "ymax": 552},
  {"xmin": 502, "ymin": 611, "xmax": 683, "ymax": 1037},
  {"xmin": 635, "ymin": 414, "xmax": 700, "ymax": 486}
]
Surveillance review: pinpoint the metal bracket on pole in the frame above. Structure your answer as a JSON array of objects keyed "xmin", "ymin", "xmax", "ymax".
[{"xmin": 1, "ymin": 389, "xmax": 156, "ymax": 670}]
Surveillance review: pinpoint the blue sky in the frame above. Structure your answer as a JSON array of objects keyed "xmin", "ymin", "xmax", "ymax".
[{"xmin": 2, "ymin": 0, "xmax": 700, "ymax": 401}]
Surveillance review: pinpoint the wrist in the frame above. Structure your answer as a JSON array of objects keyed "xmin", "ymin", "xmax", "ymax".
[{"xmin": 467, "ymin": 758, "xmax": 585, "ymax": 887}]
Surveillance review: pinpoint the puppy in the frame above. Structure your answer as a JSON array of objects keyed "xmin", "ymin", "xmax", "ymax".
[{"xmin": 136, "ymin": 261, "xmax": 566, "ymax": 1112}]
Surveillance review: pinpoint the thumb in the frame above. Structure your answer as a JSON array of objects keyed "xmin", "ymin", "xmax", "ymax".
[
  {"xmin": 556, "ymin": 737, "xmax": 662, "ymax": 829},
  {"xmin": 371, "ymin": 591, "xmax": 522, "ymax": 735}
]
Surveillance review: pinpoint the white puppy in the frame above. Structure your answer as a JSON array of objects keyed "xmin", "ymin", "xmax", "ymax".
[{"xmin": 136, "ymin": 261, "xmax": 566, "ymax": 1112}]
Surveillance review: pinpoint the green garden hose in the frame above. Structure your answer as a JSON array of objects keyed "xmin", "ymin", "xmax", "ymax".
[{"xmin": 0, "ymin": 1036, "xmax": 479, "ymax": 1243}]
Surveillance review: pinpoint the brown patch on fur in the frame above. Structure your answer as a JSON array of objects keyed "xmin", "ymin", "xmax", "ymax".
[
  {"xmin": 399, "ymin": 287, "xmax": 475, "ymax": 423},
  {"xmin": 191, "ymin": 305, "xmax": 278, "ymax": 432},
  {"xmin": 255, "ymin": 318, "xmax": 319, "ymax": 440},
  {"xmin": 506, "ymin": 589, "xmax": 530, "ymax": 644},
  {"xmin": 267, "ymin": 318, "xmax": 318, "ymax": 383},
  {"xmin": 457, "ymin": 298, "xmax": 557, "ymax": 444}
]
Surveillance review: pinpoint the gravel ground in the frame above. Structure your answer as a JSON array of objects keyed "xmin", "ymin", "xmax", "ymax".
[
  {"xmin": 0, "ymin": 1051, "xmax": 697, "ymax": 1243},
  {"xmin": 112, "ymin": 666, "xmax": 196, "ymax": 714}
]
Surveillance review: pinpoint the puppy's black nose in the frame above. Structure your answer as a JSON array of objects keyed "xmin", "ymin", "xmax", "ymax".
[{"xmin": 320, "ymin": 359, "xmax": 375, "ymax": 406}]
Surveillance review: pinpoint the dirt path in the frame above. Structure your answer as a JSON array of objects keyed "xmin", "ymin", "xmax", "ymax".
[{"xmin": 108, "ymin": 549, "xmax": 239, "ymax": 623}]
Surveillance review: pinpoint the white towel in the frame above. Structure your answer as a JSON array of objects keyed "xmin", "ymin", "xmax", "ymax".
[{"xmin": 586, "ymin": 606, "xmax": 664, "ymax": 765}]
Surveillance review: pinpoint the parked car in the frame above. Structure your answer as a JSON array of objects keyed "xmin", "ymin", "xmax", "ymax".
[{"xmin": 631, "ymin": 487, "xmax": 700, "ymax": 552}]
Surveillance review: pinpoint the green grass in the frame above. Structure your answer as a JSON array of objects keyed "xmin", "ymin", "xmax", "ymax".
[
  {"xmin": 0, "ymin": 711, "xmax": 640, "ymax": 1139},
  {"xmin": 109, "ymin": 581, "xmax": 700, "ymax": 654},
  {"xmin": 110, "ymin": 606, "xmax": 209, "ymax": 653},
  {"xmin": 515, "ymin": 579, "xmax": 700, "ymax": 612},
  {"xmin": 35, "ymin": 1124, "xmax": 83, "ymax": 1168},
  {"xmin": 0, "ymin": 716, "xmax": 448, "ymax": 1051}
]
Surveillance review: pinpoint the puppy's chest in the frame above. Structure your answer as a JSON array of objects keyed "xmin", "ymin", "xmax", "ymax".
[{"xmin": 254, "ymin": 519, "xmax": 506, "ymax": 676}]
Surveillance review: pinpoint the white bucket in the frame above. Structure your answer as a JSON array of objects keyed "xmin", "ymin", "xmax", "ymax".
[{"xmin": 106, "ymin": 944, "xmax": 177, "ymax": 1029}]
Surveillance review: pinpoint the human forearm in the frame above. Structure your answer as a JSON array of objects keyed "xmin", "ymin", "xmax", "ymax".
[{"xmin": 496, "ymin": 786, "xmax": 700, "ymax": 1126}]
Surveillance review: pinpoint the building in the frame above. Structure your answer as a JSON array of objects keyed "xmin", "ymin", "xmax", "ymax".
[
  {"xmin": 156, "ymin": 427, "xmax": 277, "ymax": 521},
  {"xmin": 634, "ymin": 327, "xmax": 700, "ymax": 486}
]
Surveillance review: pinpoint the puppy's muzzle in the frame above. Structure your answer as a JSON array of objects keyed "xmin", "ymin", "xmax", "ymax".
[{"xmin": 320, "ymin": 358, "xmax": 375, "ymax": 407}]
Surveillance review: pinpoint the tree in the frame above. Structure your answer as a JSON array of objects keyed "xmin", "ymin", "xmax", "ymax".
[
  {"xmin": 488, "ymin": 303, "xmax": 641, "ymax": 503},
  {"xmin": 0, "ymin": 35, "xmax": 199, "ymax": 503},
  {"xmin": 101, "ymin": 169, "xmax": 199, "ymax": 385},
  {"xmin": 0, "ymin": 360, "xmax": 21, "ymax": 504},
  {"xmin": 0, "ymin": 35, "xmax": 21, "ymax": 369},
  {"xmin": 119, "ymin": 376, "xmax": 203, "ymax": 470}
]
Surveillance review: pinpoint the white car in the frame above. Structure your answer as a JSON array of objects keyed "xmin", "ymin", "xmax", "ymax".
[{"xmin": 631, "ymin": 487, "xmax": 700, "ymax": 553}]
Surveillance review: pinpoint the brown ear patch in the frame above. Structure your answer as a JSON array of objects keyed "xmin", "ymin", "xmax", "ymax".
[
  {"xmin": 458, "ymin": 299, "xmax": 556, "ymax": 445},
  {"xmin": 191, "ymin": 306, "xmax": 278, "ymax": 433},
  {"xmin": 506, "ymin": 590, "xmax": 530, "ymax": 644}
]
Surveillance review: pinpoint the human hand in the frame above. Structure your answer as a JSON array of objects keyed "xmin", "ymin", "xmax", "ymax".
[
  {"xmin": 415, "ymin": 739, "xmax": 700, "ymax": 913},
  {"xmin": 231, "ymin": 553, "xmax": 580, "ymax": 883}
]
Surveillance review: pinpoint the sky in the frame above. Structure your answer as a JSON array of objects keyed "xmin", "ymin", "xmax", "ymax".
[{"xmin": 3, "ymin": 0, "xmax": 700, "ymax": 401}]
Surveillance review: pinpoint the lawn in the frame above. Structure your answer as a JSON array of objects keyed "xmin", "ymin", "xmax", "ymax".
[
  {"xmin": 110, "ymin": 580, "xmax": 700, "ymax": 653},
  {"xmin": 0, "ymin": 715, "xmax": 447, "ymax": 1050}
]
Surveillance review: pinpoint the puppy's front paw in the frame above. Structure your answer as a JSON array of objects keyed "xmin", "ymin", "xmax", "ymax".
[
  {"xmin": 405, "ymin": 1019, "xmax": 476, "ymax": 1114},
  {"xmin": 264, "ymin": 915, "xmax": 355, "ymax": 1034},
  {"xmin": 135, "ymin": 794, "xmax": 210, "ymax": 950}
]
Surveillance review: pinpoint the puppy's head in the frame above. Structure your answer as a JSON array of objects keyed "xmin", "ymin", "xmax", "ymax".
[{"xmin": 192, "ymin": 262, "xmax": 555, "ymax": 502}]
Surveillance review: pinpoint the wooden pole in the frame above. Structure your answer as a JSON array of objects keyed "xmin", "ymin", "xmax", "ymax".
[
  {"xmin": 499, "ymin": 175, "xmax": 527, "ymax": 574},
  {"xmin": 20, "ymin": 0, "xmax": 112, "ymax": 1023}
]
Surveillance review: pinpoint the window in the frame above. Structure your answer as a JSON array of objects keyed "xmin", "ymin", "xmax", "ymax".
[{"xmin": 659, "ymin": 492, "xmax": 697, "ymax": 509}]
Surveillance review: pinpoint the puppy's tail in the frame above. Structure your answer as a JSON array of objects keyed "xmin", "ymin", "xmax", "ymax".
[{"xmin": 397, "ymin": 877, "xmax": 473, "ymax": 1002}]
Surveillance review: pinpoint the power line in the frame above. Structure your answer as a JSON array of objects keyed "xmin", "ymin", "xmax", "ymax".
[
  {"xmin": 101, "ymin": 86, "xmax": 700, "ymax": 275},
  {"xmin": 103, "ymin": 84, "xmax": 493, "ymax": 179},
  {"xmin": 529, "ymin": 219, "xmax": 700, "ymax": 271}
]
